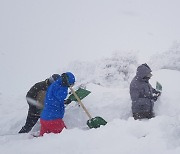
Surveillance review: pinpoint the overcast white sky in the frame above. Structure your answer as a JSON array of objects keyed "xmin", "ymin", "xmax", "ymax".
[{"xmin": 0, "ymin": 0, "xmax": 180, "ymax": 94}]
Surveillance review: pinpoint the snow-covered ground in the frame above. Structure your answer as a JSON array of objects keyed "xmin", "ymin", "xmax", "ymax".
[
  {"xmin": 1, "ymin": 55, "xmax": 180, "ymax": 154},
  {"xmin": 1, "ymin": 0, "xmax": 180, "ymax": 153}
]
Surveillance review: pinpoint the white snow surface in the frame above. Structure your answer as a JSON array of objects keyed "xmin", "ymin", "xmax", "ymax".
[
  {"xmin": 1, "ymin": 0, "xmax": 180, "ymax": 153},
  {"xmin": 1, "ymin": 56, "xmax": 180, "ymax": 154}
]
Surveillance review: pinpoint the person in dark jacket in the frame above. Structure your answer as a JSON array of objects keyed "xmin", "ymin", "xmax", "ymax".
[
  {"xmin": 18, "ymin": 74, "xmax": 61, "ymax": 133},
  {"xmin": 40, "ymin": 72, "xmax": 75, "ymax": 136},
  {"xmin": 130, "ymin": 63, "xmax": 161, "ymax": 120}
]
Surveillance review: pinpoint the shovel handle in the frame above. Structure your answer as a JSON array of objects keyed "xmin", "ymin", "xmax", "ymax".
[{"xmin": 69, "ymin": 86, "xmax": 92, "ymax": 119}]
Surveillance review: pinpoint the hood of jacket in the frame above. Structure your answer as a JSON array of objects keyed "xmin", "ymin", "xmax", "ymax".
[
  {"xmin": 136, "ymin": 64, "xmax": 152, "ymax": 80},
  {"xmin": 66, "ymin": 72, "xmax": 75, "ymax": 85}
]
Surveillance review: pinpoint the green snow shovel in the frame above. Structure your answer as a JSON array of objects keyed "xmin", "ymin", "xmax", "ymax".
[
  {"xmin": 156, "ymin": 81, "xmax": 162, "ymax": 92},
  {"xmin": 68, "ymin": 88, "xmax": 91, "ymax": 102},
  {"xmin": 69, "ymin": 86, "xmax": 107, "ymax": 129}
]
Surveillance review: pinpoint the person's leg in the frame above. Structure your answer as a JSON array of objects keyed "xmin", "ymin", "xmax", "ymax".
[
  {"xmin": 133, "ymin": 113, "xmax": 141, "ymax": 120},
  {"xmin": 146, "ymin": 111, "xmax": 155, "ymax": 119},
  {"xmin": 50, "ymin": 119, "xmax": 66, "ymax": 134},
  {"xmin": 133, "ymin": 112, "xmax": 149, "ymax": 120},
  {"xmin": 19, "ymin": 105, "xmax": 41, "ymax": 133},
  {"xmin": 40, "ymin": 119, "xmax": 48, "ymax": 136},
  {"xmin": 40, "ymin": 119, "xmax": 66, "ymax": 136}
]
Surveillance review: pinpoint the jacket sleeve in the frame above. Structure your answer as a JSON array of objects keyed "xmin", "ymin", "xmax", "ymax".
[
  {"xmin": 131, "ymin": 86, "xmax": 152, "ymax": 104},
  {"xmin": 142, "ymin": 83, "xmax": 153, "ymax": 99},
  {"xmin": 152, "ymin": 88, "xmax": 161, "ymax": 94},
  {"xmin": 53, "ymin": 88, "xmax": 67, "ymax": 102}
]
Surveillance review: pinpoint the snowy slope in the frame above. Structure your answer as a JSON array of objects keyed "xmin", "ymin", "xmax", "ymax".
[
  {"xmin": 1, "ymin": 0, "xmax": 180, "ymax": 153},
  {"xmin": 1, "ymin": 66, "xmax": 180, "ymax": 154}
]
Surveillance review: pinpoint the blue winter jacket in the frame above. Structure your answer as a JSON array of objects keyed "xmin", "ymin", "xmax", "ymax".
[{"xmin": 41, "ymin": 72, "xmax": 75, "ymax": 120}]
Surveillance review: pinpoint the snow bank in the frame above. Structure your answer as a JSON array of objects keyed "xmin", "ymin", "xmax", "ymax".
[
  {"xmin": 64, "ymin": 51, "xmax": 138, "ymax": 88},
  {"xmin": 149, "ymin": 42, "xmax": 180, "ymax": 71},
  {"xmin": 1, "ymin": 53, "xmax": 180, "ymax": 154}
]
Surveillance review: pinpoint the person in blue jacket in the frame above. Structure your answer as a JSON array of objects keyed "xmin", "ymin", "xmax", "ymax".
[{"xmin": 40, "ymin": 72, "xmax": 75, "ymax": 136}]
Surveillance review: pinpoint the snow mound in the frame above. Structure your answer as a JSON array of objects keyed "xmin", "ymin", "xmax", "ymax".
[
  {"xmin": 64, "ymin": 52, "xmax": 138, "ymax": 88},
  {"xmin": 149, "ymin": 42, "xmax": 180, "ymax": 71},
  {"xmin": 1, "ymin": 56, "xmax": 180, "ymax": 154}
]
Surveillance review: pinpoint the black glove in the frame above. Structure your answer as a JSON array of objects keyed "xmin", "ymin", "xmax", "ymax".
[
  {"xmin": 152, "ymin": 96, "xmax": 158, "ymax": 101},
  {"xmin": 154, "ymin": 90, "xmax": 161, "ymax": 96},
  {"xmin": 64, "ymin": 99, "xmax": 72, "ymax": 105}
]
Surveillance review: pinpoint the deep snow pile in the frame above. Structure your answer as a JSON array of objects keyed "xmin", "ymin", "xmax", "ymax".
[
  {"xmin": 149, "ymin": 42, "xmax": 180, "ymax": 71},
  {"xmin": 1, "ymin": 53, "xmax": 180, "ymax": 154},
  {"xmin": 63, "ymin": 51, "xmax": 138, "ymax": 88}
]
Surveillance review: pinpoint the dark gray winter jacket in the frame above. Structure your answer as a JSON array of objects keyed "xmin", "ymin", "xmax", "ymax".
[{"xmin": 130, "ymin": 64, "xmax": 156, "ymax": 113}]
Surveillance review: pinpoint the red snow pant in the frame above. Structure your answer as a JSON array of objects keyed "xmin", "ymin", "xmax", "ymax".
[{"xmin": 40, "ymin": 119, "xmax": 66, "ymax": 136}]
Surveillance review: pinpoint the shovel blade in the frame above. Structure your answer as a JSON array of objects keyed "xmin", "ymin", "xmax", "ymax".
[
  {"xmin": 156, "ymin": 81, "xmax": 162, "ymax": 91},
  {"xmin": 87, "ymin": 116, "xmax": 107, "ymax": 129}
]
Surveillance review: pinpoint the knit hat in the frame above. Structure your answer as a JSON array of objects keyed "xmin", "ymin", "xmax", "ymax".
[{"xmin": 48, "ymin": 74, "xmax": 61, "ymax": 83}]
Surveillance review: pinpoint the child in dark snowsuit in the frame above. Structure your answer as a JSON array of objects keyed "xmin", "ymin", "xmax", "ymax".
[
  {"xmin": 130, "ymin": 64, "xmax": 161, "ymax": 120},
  {"xmin": 19, "ymin": 74, "xmax": 60, "ymax": 133}
]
